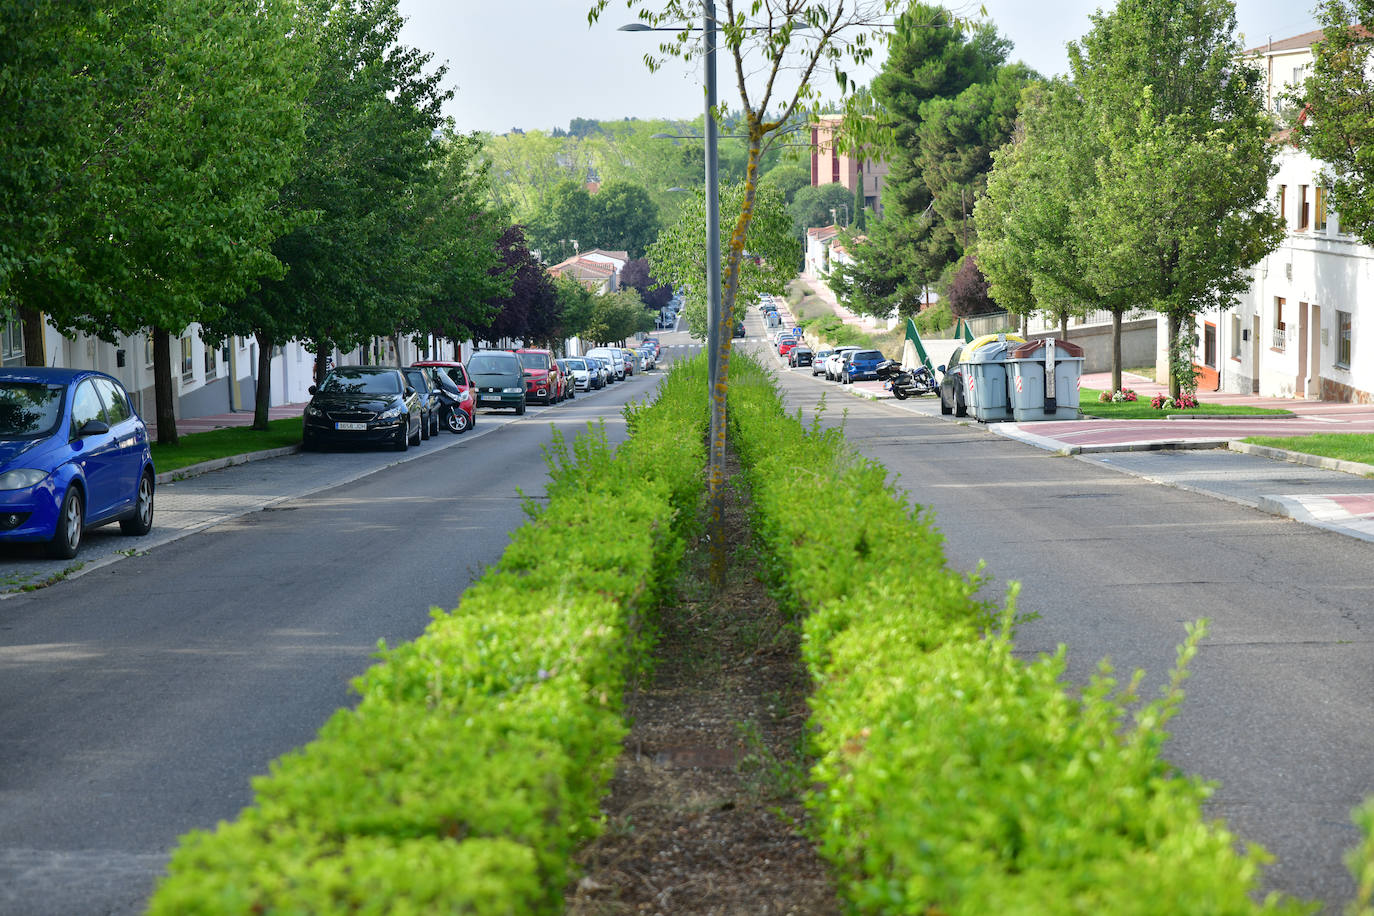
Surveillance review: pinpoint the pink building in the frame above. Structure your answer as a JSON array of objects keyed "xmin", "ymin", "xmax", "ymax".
[{"xmin": 810, "ymin": 116, "xmax": 888, "ymax": 220}]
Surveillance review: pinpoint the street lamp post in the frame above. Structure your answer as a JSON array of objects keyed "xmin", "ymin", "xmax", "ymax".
[{"xmin": 704, "ymin": 0, "xmax": 721, "ymax": 421}]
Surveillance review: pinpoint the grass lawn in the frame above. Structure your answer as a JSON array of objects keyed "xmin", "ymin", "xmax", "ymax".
[
  {"xmin": 150, "ymin": 417, "xmax": 303, "ymax": 473},
  {"xmin": 1080, "ymin": 388, "xmax": 1292, "ymax": 419},
  {"xmin": 1242, "ymin": 432, "xmax": 1374, "ymax": 467}
]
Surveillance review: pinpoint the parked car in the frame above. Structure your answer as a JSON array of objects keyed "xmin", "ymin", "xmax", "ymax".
[
  {"xmin": 641, "ymin": 337, "xmax": 661, "ymax": 359},
  {"xmin": 0, "ymin": 368, "xmax": 156, "ymax": 558},
  {"xmin": 938, "ymin": 346, "xmax": 970, "ymax": 417},
  {"xmin": 733, "ymin": 321, "xmax": 746, "ymax": 338},
  {"xmin": 636, "ymin": 347, "xmax": 656, "ymax": 370},
  {"xmin": 554, "ymin": 359, "xmax": 577, "ymax": 399},
  {"xmin": 467, "ymin": 350, "xmax": 527, "ymax": 414},
  {"xmin": 824, "ymin": 346, "xmax": 862, "ymax": 381},
  {"xmin": 413, "ymin": 361, "xmax": 476, "ymax": 433},
  {"xmin": 563, "ymin": 357, "xmax": 597, "ymax": 391},
  {"xmin": 778, "ymin": 339, "xmax": 800, "ymax": 358},
  {"xmin": 399, "ymin": 367, "xmax": 441, "ymax": 439},
  {"xmin": 620, "ymin": 348, "xmax": 641, "ymax": 376},
  {"xmin": 514, "ymin": 348, "xmax": 561, "ymax": 405},
  {"xmin": 585, "ymin": 347, "xmax": 626, "ymax": 381},
  {"xmin": 811, "ymin": 348, "xmax": 834, "ymax": 376},
  {"xmin": 303, "ymin": 366, "xmax": 422, "ymax": 453},
  {"xmin": 789, "ymin": 346, "xmax": 814, "ymax": 368},
  {"xmin": 840, "ymin": 349, "xmax": 885, "ymax": 384},
  {"xmin": 586, "ymin": 356, "xmax": 612, "ymax": 387}
]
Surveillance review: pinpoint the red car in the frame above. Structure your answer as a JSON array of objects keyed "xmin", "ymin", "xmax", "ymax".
[
  {"xmin": 514, "ymin": 348, "xmax": 563, "ymax": 405},
  {"xmin": 778, "ymin": 339, "xmax": 800, "ymax": 358},
  {"xmin": 411, "ymin": 360, "xmax": 476, "ymax": 433}
]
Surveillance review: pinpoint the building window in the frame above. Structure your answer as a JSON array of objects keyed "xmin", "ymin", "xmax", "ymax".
[
  {"xmin": 1299, "ymin": 185, "xmax": 1310, "ymax": 230},
  {"xmin": 204, "ymin": 342, "xmax": 218, "ymax": 380},
  {"xmin": 1273, "ymin": 297, "xmax": 1286, "ymax": 351},
  {"xmin": 1230, "ymin": 314, "xmax": 1242, "ymax": 359},
  {"xmin": 1315, "ymin": 186, "xmax": 1328, "ymax": 231},
  {"xmin": 180, "ymin": 335, "xmax": 194, "ymax": 380},
  {"xmin": 1203, "ymin": 322, "xmax": 1217, "ymax": 367},
  {"xmin": 1278, "ymin": 184, "xmax": 1287, "ymax": 226},
  {"xmin": 1, "ymin": 318, "xmax": 24, "ymax": 363},
  {"xmin": 1337, "ymin": 310, "xmax": 1352, "ymax": 368}
]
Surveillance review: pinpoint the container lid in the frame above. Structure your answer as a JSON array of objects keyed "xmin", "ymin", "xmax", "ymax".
[
  {"xmin": 1009, "ymin": 338, "xmax": 1084, "ymax": 358},
  {"xmin": 964, "ymin": 332, "xmax": 1027, "ymax": 362}
]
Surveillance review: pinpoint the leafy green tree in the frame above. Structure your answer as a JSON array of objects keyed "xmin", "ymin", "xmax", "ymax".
[
  {"xmin": 757, "ymin": 158, "xmax": 812, "ymax": 207},
  {"xmin": 1295, "ymin": 1, "xmax": 1374, "ymax": 246},
  {"xmin": 859, "ymin": 4, "xmax": 1008, "ymax": 308},
  {"xmin": 648, "ymin": 182, "xmax": 798, "ymax": 341},
  {"xmin": 207, "ymin": 0, "xmax": 450, "ymax": 428},
  {"xmin": 591, "ymin": 0, "xmax": 914, "ymax": 581},
  {"xmin": 552, "ymin": 275, "xmax": 598, "ymax": 341},
  {"xmin": 1069, "ymin": 0, "xmax": 1284, "ymax": 396},
  {"xmin": 789, "ymin": 184, "xmax": 855, "ymax": 238},
  {"xmin": 583, "ymin": 288, "xmax": 654, "ymax": 345},
  {"xmin": 6, "ymin": 0, "xmax": 315, "ymax": 443},
  {"xmin": 412, "ymin": 134, "xmax": 511, "ymax": 357},
  {"xmin": 587, "ymin": 181, "xmax": 661, "ymax": 258}
]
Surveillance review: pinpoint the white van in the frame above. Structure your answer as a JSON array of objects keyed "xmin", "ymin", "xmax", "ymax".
[{"xmin": 585, "ymin": 347, "xmax": 627, "ymax": 381}]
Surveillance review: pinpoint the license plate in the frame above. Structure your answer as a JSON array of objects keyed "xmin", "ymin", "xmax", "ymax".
[
  {"xmin": 478, "ymin": 396, "xmax": 501, "ymax": 404},
  {"xmin": 335, "ymin": 422, "xmax": 367, "ymax": 431}
]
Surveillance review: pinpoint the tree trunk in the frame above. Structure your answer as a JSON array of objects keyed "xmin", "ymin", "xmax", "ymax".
[
  {"xmin": 152, "ymin": 329, "xmax": 178, "ymax": 446},
  {"xmin": 1111, "ymin": 309, "xmax": 1123, "ymax": 394},
  {"xmin": 313, "ymin": 347, "xmax": 329, "ymax": 388},
  {"xmin": 20, "ymin": 307, "xmax": 45, "ymax": 366},
  {"xmin": 1059, "ymin": 310, "xmax": 1069, "ymax": 341},
  {"xmin": 1167, "ymin": 312, "xmax": 1181, "ymax": 399},
  {"xmin": 254, "ymin": 330, "xmax": 274, "ymax": 430}
]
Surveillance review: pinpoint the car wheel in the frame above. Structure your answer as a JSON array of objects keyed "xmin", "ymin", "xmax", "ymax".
[
  {"xmin": 955, "ymin": 393, "xmax": 968, "ymax": 418},
  {"xmin": 429, "ymin": 411, "xmax": 439, "ymax": 438},
  {"xmin": 120, "ymin": 472, "xmax": 155, "ymax": 536},
  {"xmin": 48, "ymin": 487, "xmax": 83, "ymax": 559},
  {"xmin": 940, "ymin": 390, "xmax": 953, "ymax": 415},
  {"xmin": 394, "ymin": 425, "xmax": 409, "ymax": 451},
  {"xmin": 443, "ymin": 406, "xmax": 468, "ymax": 434},
  {"xmin": 410, "ymin": 417, "xmax": 422, "ymax": 445},
  {"xmin": 843, "ymin": 372, "xmax": 851, "ymax": 385},
  {"xmin": 420, "ymin": 411, "xmax": 431, "ymax": 440},
  {"xmin": 515, "ymin": 400, "xmax": 525, "ymax": 416}
]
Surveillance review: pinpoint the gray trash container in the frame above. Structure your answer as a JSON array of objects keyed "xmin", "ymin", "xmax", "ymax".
[
  {"xmin": 963, "ymin": 334, "xmax": 1022, "ymax": 423},
  {"xmin": 1006, "ymin": 338, "xmax": 1085, "ymax": 421}
]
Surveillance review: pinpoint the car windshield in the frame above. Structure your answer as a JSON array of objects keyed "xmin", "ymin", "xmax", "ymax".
[
  {"xmin": 318, "ymin": 369, "xmax": 400, "ymax": 395},
  {"xmin": 0, "ymin": 382, "xmax": 65, "ymax": 440},
  {"xmin": 468, "ymin": 353, "xmax": 519, "ymax": 375}
]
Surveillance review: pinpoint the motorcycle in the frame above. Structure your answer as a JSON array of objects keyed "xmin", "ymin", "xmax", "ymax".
[
  {"xmin": 427, "ymin": 370, "xmax": 474, "ymax": 433},
  {"xmin": 875, "ymin": 359, "xmax": 938, "ymax": 400}
]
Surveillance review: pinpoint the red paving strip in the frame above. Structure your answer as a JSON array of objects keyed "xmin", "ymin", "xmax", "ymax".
[{"xmin": 147, "ymin": 403, "xmax": 307, "ymax": 438}]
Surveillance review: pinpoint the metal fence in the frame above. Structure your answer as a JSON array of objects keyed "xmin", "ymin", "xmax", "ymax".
[{"xmin": 962, "ymin": 308, "xmax": 1162, "ymax": 338}]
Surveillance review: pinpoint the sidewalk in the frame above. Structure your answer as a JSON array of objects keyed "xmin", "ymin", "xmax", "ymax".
[{"xmin": 147, "ymin": 402, "xmax": 309, "ymax": 439}]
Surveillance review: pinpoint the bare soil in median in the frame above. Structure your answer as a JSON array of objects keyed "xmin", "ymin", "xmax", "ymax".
[{"xmin": 566, "ymin": 464, "xmax": 839, "ymax": 916}]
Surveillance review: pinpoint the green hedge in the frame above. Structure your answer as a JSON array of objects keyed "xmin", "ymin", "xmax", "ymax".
[
  {"xmin": 147, "ymin": 358, "xmax": 709, "ymax": 914},
  {"xmin": 725, "ymin": 355, "xmax": 1310, "ymax": 914}
]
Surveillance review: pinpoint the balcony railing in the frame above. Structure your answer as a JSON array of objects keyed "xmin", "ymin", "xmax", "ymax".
[{"xmin": 1271, "ymin": 326, "xmax": 1287, "ymax": 351}]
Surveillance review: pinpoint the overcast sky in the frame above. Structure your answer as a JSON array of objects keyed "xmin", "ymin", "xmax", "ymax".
[{"xmin": 396, "ymin": 1, "xmax": 1321, "ymax": 135}]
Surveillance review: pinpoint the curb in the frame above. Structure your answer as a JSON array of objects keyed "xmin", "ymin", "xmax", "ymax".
[
  {"xmin": 1228, "ymin": 441, "xmax": 1374, "ymax": 478},
  {"xmin": 156, "ymin": 445, "xmax": 301, "ymax": 485}
]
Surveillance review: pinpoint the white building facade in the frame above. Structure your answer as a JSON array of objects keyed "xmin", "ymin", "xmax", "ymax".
[{"xmin": 1197, "ymin": 29, "xmax": 1369, "ymax": 403}]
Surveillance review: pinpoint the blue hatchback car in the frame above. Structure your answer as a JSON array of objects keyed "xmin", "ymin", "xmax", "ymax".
[
  {"xmin": 0, "ymin": 368, "xmax": 156, "ymax": 558},
  {"xmin": 840, "ymin": 349, "xmax": 886, "ymax": 384}
]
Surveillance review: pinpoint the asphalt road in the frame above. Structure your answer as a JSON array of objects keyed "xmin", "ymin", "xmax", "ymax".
[
  {"xmin": 0, "ymin": 356, "xmax": 677, "ymax": 915},
  {"xmin": 755, "ymin": 330, "xmax": 1374, "ymax": 912}
]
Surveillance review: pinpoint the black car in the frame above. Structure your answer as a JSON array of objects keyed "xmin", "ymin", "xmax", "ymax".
[
  {"xmin": 938, "ymin": 346, "xmax": 969, "ymax": 417},
  {"xmin": 400, "ymin": 367, "xmax": 441, "ymax": 439},
  {"xmin": 789, "ymin": 346, "xmax": 813, "ymax": 368},
  {"xmin": 302, "ymin": 366, "xmax": 423, "ymax": 451}
]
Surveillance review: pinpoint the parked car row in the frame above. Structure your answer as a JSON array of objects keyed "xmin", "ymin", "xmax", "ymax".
[{"xmin": 302, "ymin": 341, "xmax": 662, "ymax": 454}]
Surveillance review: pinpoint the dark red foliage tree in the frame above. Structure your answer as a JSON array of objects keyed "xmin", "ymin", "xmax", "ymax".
[
  {"xmin": 945, "ymin": 253, "xmax": 999, "ymax": 317},
  {"xmin": 477, "ymin": 225, "xmax": 559, "ymax": 346},
  {"xmin": 619, "ymin": 257, "xmax": 673, "ymax": 311}
]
